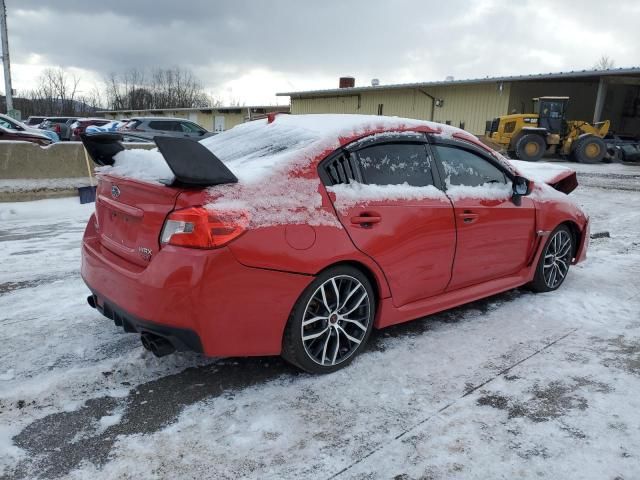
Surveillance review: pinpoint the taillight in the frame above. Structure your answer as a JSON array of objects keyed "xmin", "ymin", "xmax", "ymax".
[
  {"xmin": 73, "ymin": 128, "xmax": 80, "ymax": 136},
  {"xmin": 54, "ymin": 124, "xmax": 61, "ymax": 133},
  {"xmin": 160, "ymin": 207, "xmax": 249, "ymax": 249}
]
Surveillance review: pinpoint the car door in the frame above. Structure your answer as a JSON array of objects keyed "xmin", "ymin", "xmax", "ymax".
[
  {"xmin": 322, "ymin": 138, "xmax": 457, "ymax": 307},
  {"xmin": 431, "ymin": 140, "xmax": 536, "ymax": 291}
]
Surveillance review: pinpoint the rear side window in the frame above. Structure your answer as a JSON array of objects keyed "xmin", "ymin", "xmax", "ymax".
[
  {"xmin": 180, "ymin": 122, "xmax": 203, "ymax": 133},
  {"xmin": 355, "ymin": 143, "xmax": 434, "ymax": 187},
  {"xmin": 434, "ymin": 145, "xmax": 506, "ymax": 187},
  {"xmin": 148, "ymin": 120, "xmax": 179, "ymax": 131}
]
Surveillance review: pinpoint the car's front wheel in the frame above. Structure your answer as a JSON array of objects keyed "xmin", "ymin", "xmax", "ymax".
[
  {"xmin": 530, "ymin": 225, "xmax": 574, "ymax": 293},
  {"xmin": 282, "ymin": 266, "xmax": 375, "ymax": 374}
]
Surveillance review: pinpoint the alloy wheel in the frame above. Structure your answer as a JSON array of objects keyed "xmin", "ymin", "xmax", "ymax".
[
  {"xmin": 543, "ymin": 230, "xmax": 572, "ymax": 289},
  {"xmin": 301, "ymin": 275, "xmax": 371, "ymax": 366}
]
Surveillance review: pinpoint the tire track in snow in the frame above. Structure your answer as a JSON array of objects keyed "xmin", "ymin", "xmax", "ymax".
[{"xmin": 328, "ymin": 328, "xmax": 578, "ymax": 480}]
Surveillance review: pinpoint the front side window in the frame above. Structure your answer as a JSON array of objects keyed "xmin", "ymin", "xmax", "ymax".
[
  {"xmin": 434, "ymin": 145, "xmax": 507, "ymax": 187},
  {"xmin": 356, "ymin": 143, "xmax": 434, "ymax": 187}
]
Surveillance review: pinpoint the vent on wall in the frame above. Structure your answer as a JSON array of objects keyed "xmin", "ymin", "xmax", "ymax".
[{"xmin": 324, "ymin": 154, "xmax": 361, "ymax": 185}]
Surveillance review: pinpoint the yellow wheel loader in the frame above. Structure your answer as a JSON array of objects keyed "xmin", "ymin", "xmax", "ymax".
[{"xmin": 486, "ymin": 97, "xmax": 610, "ymax": 163}]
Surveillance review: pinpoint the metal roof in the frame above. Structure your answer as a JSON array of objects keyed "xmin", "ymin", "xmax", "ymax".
[{"xmin": 277, "ymin": 67, "xmax": 640, "ymax": 97}]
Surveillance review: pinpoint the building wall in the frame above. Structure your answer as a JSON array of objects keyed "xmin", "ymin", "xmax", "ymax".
[
  {"xmin": 507, "ymin": 81, "xmax": 599, "ymax": 121},
  {"xmin": 290, "ymin": 83, "xmax": 511, "ymax": 135},
  {"xmin": 427, "ymin": 83, "xmax": 511, "ymax": 134}
]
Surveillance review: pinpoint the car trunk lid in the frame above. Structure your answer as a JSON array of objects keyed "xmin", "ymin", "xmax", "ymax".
[{"xmin": 95, "ymin": 175, "xmax": 182, "ymax": 267}]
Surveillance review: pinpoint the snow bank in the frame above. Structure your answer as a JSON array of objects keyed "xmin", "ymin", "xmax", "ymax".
[
  {"xmin": 328, "ymin": 182, "xmax": 447, "ymax": 213},
  {"xmin": 0, "ymin": 196, "xmax": 94, "ymax": 221}
]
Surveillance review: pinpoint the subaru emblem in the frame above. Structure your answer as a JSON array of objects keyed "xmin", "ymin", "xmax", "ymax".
[{"xmin": 111, "ymin": 185, "xmax": 121, "ymax": 198}]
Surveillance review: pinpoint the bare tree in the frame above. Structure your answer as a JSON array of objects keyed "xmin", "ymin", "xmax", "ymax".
[
  {"xmin": 593, "ymin": 55, "xmax": 615, "ymax": 71},
  {"xmin": 104, "ymin": 67, "xmax": 212, "ymax": 110},
  {"xmin": 20, "ymin": 67, "xmax": 99, "ymax": 116}
]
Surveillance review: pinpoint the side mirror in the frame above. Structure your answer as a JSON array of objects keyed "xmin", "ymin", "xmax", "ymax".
[{"xmin": 513, "ymin": 176, "xmax": 530, "ymax": 196}]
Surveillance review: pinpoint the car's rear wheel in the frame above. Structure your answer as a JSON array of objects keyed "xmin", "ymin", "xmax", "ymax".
[
  {"xmin": 530, "ymin": 225, "xmax": 574, "ymax": 293},
  {"xmin": 282, "ymin": 266, "xmax": 375, "ymax": 374}
]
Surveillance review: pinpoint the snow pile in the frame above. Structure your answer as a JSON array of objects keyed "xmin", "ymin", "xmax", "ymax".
[
  {"xmin": 97, "ymin": 149, "xmax": 174, "ymax": 184},
  {"xmin": 328, "ymin": 182, "xmax": 447, "ymax": 213},
  {"xmin": 446, "ymin": 182, "xmax": 513, "ymax": 201}
]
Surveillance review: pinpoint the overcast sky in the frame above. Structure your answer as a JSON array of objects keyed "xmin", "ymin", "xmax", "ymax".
[{"xmin": 5, "ymin": 0, "xmax": 640, "ymax": 106}]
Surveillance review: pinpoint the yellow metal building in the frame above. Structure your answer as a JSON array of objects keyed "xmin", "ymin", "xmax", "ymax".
[
  {"xmin": 98, "ymin": 105, "xmax": 290, "ymax": 132},
  {"xmin": 277, "ymin": 68, "xmax": 640, "ymax": 137}
]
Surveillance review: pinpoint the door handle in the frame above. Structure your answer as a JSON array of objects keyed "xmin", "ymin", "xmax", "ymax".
[
  {"xmin": 459, "ymin": 211, "xmax": 479, "ymax": 224},
  {"xmin": 351, "ymin": 213, "xmax": 381, "ymax": 227}
]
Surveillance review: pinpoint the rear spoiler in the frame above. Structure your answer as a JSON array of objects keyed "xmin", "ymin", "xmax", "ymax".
[{"xmin": 80, "ymin": 133, "xmax": 238, "ymax": 188}]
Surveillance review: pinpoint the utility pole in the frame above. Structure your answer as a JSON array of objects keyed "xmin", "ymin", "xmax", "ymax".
[{"xmin": 0, "ymin": 0, "xmax": 13, "ymax": 113}]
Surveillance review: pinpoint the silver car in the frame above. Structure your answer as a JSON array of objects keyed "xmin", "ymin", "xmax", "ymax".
[{"xmin": 120, "ymin": 117, "xmax": 214, "ymax": 140}]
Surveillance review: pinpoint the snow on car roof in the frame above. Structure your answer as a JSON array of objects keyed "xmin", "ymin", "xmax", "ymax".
[{"xmin": 102, "ymin": 114, "xmax": 466, "ymax": 185}]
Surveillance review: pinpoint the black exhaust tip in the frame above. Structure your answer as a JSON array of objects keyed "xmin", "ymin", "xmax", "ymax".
[
  {"xmin": 140, "ymin": 332, "xmax": 176, "ymax": 357},
  {"xmin": 87, "ymin": 295, "xmax": 97, "ymax": 309}
]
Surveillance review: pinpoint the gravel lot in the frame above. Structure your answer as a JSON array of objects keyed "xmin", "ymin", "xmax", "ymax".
[{"xmin": 1, "ymin": 162, "xmax": 639, "ymax": 480}]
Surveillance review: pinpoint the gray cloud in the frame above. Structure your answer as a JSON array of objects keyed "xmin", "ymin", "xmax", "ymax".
[{"xmin": 6, "ymin": 0, "xmax": 640, "ymax": 102}]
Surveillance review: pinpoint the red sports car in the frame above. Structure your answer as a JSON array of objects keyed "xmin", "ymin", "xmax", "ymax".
[{"xmin": 80, "ymin": 115, "xmax": 589, "ymax": 373}]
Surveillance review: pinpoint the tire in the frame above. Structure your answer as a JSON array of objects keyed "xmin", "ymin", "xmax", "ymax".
[
  {"xmin": 282, "ymin": 265, "xmax": 375, "ymax": 374},
  {"xmin": 572, "ymin": 135, "xmax": 606, "ymax": 164},
  {"xmin": 515, "ymin": 134, "xmax": 546, "ymax": 162},
  {"xmin": 529, "ymin": 225, "xmax": 574, "ymax": 293}
]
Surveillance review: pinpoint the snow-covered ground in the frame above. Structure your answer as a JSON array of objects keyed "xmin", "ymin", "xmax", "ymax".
[{"xmin": 1, "ymin": 164, "xmax": 639, "ymax": 480}]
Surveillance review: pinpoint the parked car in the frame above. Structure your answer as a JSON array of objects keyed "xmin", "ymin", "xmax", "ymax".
[
  {"xmin": 25, "ymin": 116, "xmax": 45, "ymax": 127},
  {"xmin": 0, "ymin": 125, "xmax": 53, "ymax": 146},
  {"xmin": 0, "ymin": 114, "xmax": 59, "ymax": 142},
  {"xmin": 69, "ymin": 118, "xmax": 112, "ymax": 141},
  {"xmin": 120, "ymin": 116, "xmax": 214, "ymax": 139},
  {"xmin": 80, "ymin": 114, "xmax": 589, "ymax": 374},
  {"xmin": 40, "ymin": 117, "xmax": 79, "ymax": 141}
]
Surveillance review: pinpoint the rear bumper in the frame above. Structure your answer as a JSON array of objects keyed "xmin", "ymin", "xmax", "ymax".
[
  {"xmin": 81, "ymin": 218, "xmax": 314, "ymax": 357},
  {"xmin": 87, "ymin": 292, "xmax": 203, "ymax": 353}
]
